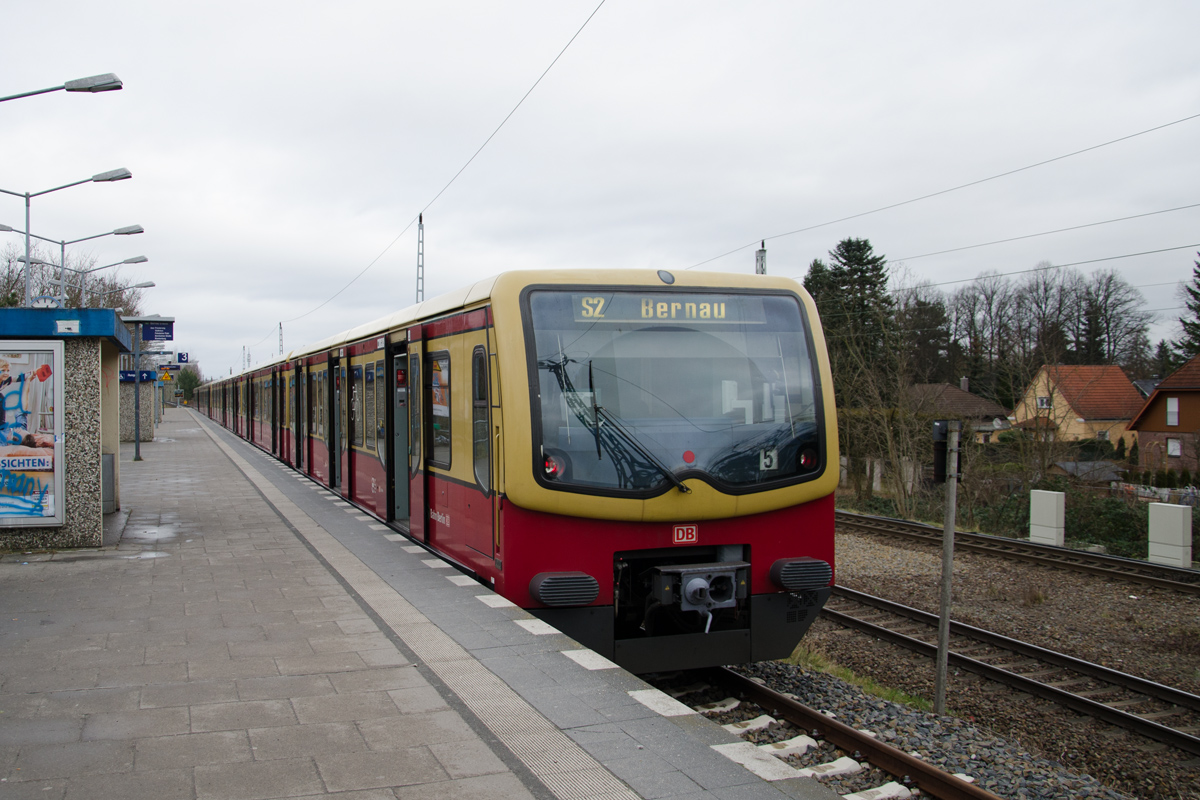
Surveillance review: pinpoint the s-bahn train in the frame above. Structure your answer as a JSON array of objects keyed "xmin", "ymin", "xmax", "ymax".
[{"xmin": 197, "ymin": 269, "xmax": 837, "ymax": 673}]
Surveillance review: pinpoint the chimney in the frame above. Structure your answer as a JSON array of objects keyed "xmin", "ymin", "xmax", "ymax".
[{"xmin": 960, "ymin": 376, "xmax": 969, "ymax": 393}]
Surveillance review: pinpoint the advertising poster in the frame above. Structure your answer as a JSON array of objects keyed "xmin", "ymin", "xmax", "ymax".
[{"xmin": 0, "ymin": 341, "xmax": 64, "ymax": 526}]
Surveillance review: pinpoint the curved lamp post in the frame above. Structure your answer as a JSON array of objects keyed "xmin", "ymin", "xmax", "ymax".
[
  {"xmin": 0, "ymin": 74, "xmax": 123, "ymax": 103},
  {"xmin": 1, "ymin": 223, "xmax": 144, "ymax": 306},
  {"xmin": 0, "ymin": 168, "xmax": 133, "ymax": 306},
  {"xmin": 15, "ymin": 254, "xmax": 148, "ymax": 307}
]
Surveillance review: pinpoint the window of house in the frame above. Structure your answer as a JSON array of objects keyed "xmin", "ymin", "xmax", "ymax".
[
  {"xmin": 1095, "ymin": 430, "xmax": 1108, "ymax": 441},
  {"xmin": 1036, "ymin": 396, "xmax": 1052, "ymax": 409},
  {"xmin": 1167, "ymin": 397, "xmax": 1179, "ymax": 427},
  {"xmin": 1168, "ymin": 438, "xmax": 1181, "ymax": 457}
]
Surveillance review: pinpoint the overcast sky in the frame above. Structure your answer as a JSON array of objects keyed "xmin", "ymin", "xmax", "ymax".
[{"xmin": 3, "ymin": 2, "xmax": 1199, "ymax": 376}]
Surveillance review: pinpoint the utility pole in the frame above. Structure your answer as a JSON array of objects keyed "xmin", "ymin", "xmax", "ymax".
[
  {"xmin": 416, "ymin": 213, "xmax": 425, "ymax": 303},
  {"xmin": 279, "ymin": 322, "xmax": 283, "ymax": 356},
  {"xmin": 932, "ymin": 419, "xmax": 961, "ymax": 715},
  {"xmin": 755, "ymin": 240, "xmax": 766, "ymax": 275}
]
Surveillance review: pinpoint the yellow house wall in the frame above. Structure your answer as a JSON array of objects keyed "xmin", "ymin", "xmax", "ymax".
[{"xmin": 1012, "ymin": 368, "xmax": 1136, "ymax": 449}]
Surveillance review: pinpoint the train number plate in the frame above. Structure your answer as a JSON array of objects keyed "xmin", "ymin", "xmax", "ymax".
[{"xmin": 673, "ymin": 524, "xmax": 698, "ymax": 545}]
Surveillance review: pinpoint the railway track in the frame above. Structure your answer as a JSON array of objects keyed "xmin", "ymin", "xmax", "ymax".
[
  {"xmin": 656, "ymin": 667, "xmax": 1004, "ymax": 800},
  {"xmin": 835, "ymin": 510, "xmax": 1200, "ymax": 595},
  {"xmin": 823, "ymin": 585, "xmax": 1200, "ymax": 757}
]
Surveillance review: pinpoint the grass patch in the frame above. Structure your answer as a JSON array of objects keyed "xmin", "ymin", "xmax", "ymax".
[
  {"xmin": 1021, "ymin": 584, "xmax": 1048, "ymax": 606},
  {"xmin": 784, "ymin": 645, "xmax": 933, "ymax": 713}
]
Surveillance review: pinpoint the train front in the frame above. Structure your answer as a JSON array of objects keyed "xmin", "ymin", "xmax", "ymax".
[{"xmin": 493, "ymin": 270, "xmax": 838, "ymax": 674}]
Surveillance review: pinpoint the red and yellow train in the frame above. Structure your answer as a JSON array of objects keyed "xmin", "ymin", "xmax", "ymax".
[{"xmin": 197, "ymin": 269, "xmax": 837, "ymax": 673}]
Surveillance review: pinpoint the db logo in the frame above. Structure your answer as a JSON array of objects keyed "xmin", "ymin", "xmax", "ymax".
[{"xmin": 673, "ymin": 524, "xmax": 698, "ymax": 545}]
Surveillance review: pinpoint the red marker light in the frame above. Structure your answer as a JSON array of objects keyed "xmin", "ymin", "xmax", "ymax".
[
  {"xmin": 683, "ymin": 450, "xmax": 696, "ymax": 464},
  {"xmin": 544, "ymin": 454, "xmax": 564, "ymax": 479},
  {"xmin": 799, "ymin": 449, "xmax": 817, "ymax": 470}
]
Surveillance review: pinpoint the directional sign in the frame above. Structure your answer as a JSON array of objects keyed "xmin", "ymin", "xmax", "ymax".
[
  {"xmin": 120, "ymin": 370, "xmax": 158, "ymax": 382},
  {"xmin": 141, "ymin": 321, "xmax": 174, "ymax": 342}
]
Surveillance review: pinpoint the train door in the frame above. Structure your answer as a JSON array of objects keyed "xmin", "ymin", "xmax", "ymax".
[
  {"xmin": 294, "ymin": 366, "xmax": 304, "ymax": 472},
  {"xmin": 328, "ymin": 357, "xmax": 340, "ymax": 490},
  {"xmin": 469, "ymin": 344, "xmax": 495, "ymax": 559},
  {"xmin": 338, "ymin": 358, "xmax": 352, "ymax": 498},
  {"xmin": 408, "ymin": 329, "xmax": 427, "ymax": 543},
  {"xmin": 390, "ymin": 343, "xmax": 409, "ymax": 527}
]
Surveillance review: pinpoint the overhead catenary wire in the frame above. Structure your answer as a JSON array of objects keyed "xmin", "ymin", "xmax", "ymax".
[
  {"xmin": 687, "ymin": 111, "xmax": 1200, "ymax": 271},
  {"xmin": 242, "ymin": 0, "xmax": 608, "ymax": 356},
  {"xmin": 892, "ymin": 203, "xmax": 1200, "ymax": 263}
]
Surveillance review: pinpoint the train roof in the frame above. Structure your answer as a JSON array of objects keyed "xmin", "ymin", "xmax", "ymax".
[{"xmin": 206, "ymin": 269, "xmax": 808, "ymax": 384}]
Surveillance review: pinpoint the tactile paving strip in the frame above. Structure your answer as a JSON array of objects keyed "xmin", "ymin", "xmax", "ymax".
[{"xmin": 201, "ymin": 421, "xmax": 640, "ymax": 800}]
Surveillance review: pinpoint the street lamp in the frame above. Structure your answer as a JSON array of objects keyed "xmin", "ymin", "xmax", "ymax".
[
  {"xmin": 1, "ymin": 222, "xmax": 144, "ymax": 306},
  {"xmin": 97, "ymin": 281, "xmax": 154, "ymax": 295},
  {"xmin": 0, "ymin": 168, "xmax": 133, "ymax": 306},
  {"xmin": 16, "ymin": 254, "xmax": 149, "ymax": 307},
  {"xmin": 0, "ymin": 74, "xmax": 123, "ymax": 103}
]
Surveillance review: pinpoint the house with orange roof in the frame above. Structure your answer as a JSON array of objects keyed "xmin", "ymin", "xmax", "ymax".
[
  {"xmin": 1128, "ymin": 354, "xmax": 1200, "ymax": 472},
  {"xmin": 907, "ymin": 380, "xmax": 1011, "ymax": 443},
  {"xmin": 1010, "ymin": 365, "xmax": 1145, "ymax": 452}
]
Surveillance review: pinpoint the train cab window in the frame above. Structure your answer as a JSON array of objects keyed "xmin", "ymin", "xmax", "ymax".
[
  {"xmin": 472, "ymin": 347, "xmax": 490, "ymax": 492},
  {"xmin": 427, "ymin": 353, "xmax": 451, "ymax": 467},
  {"xmin": 374, "ymin": 360, "xmax": 385, "ymax": 456},
  {"xmin": 364, "ymin": 362, "xmax": 376, "ymax": 452},
  {"xmin": 526, "ymin": 289, "xmax": 823, "ymax": 494}
]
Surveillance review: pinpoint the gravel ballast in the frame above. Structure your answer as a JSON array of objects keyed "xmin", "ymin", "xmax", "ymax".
[{"xmin": 796, "ymin": 529, "xmax": 1200, "ymax": 800}]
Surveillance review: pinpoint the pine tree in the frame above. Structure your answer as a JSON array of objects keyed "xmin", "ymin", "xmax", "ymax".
[
  {"xmin": 1151, "ymin": 339, "xmax": 1178, "ymax": 379},
  {"xmin": 1175, "ymin": 253, "xmax": 1200, "ymax": 358}
]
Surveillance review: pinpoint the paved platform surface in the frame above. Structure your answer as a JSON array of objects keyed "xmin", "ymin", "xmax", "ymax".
[{"xmin": 0, "ymin": 407, "xmax": 836, "ymax": 800}]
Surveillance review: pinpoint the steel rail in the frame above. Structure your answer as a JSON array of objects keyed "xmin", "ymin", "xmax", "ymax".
[
  {"xmin": 822, "ymin": 589, "xmax": 1200, "ymax": 756},
  {"xmin": 835, "ymin": 510, "xmax": 1200, "ymax": 594},
  {"xmin": 833, "ymin": 586, "xmax": 1200, "ymax": 712},
  {"xmin": 712, "ymin": 666, "xmax": 1005, "ymax": 800}
]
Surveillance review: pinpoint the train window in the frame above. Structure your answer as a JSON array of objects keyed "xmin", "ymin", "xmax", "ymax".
[
  {"xmin": 472, "ymin": 346, "xmax": 490, "ymax": 492},
  {"xmin": 352, "ymin": 365, "xmax": 364, "ymax": 448},
  {"xmin": 374, "ymin": 360, "xmax": 385, "ymax": 457},
  {"xmin": 409, "ymin": 353, "xmax": 421, "ymax": 473},
  {"xmin": 427, "ymin": 352, "xmax": 451, "ymax": 467},
  {"xmin": 364, "ymin": 362, "xmax": 376, "ymax": 452},
  {"xmin": 316, "ymin": 371, "xmax": 325, "ymax": 439}
]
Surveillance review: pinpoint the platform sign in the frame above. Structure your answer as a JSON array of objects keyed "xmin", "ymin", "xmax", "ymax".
[
  {"xmin": 178, "ymin": 352, "xmax": 189, "ymax": 363},
  {"xmin": 0, "ymin": 341, "xmax": 64, "ymax": 528},
  {"xmin": 141, "ymin": 321, "xmax": 174, "ymax": 342},
  {"xmin": 119, "ymin": 371, "xmax": 158, "ymax": 382}
]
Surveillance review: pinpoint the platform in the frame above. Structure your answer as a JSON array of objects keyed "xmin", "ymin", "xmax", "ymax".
[{"xmin": 0, "ymin": 407, "xmax": 836, "ymax": 800}]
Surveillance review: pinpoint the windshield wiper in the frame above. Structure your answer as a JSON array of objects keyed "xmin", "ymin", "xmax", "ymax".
[
  {"xmin": 589, "ymin": 360, "xmax": 602, "ymax": 460},
  {"xmin": 593, "ymin": 405, "xmax": 691, "ymax": 494}
]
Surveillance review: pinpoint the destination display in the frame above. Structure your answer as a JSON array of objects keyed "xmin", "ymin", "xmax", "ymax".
[{"xmin": 571, "ymin": 292, "xmax": 767, "ymax": 324}]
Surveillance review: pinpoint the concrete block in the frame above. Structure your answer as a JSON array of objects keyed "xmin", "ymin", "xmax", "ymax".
[
  {"xmin": 1148, "ymin": 503, "xmax": 1193, "ymax": 567},
  {"xmin": 1029, "ymin": 524, "xmax": 1064, "ymax": 547}
]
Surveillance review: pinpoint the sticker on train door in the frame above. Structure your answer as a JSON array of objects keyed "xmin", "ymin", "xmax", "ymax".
[{"xmin": 673, "ymin": 524, "xmax": 698, "ymax": 545}]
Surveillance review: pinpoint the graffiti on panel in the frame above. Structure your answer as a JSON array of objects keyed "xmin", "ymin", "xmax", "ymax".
[{"xmin": 0, "ymin": 351, "xmax": 56, "ymax": 518}]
